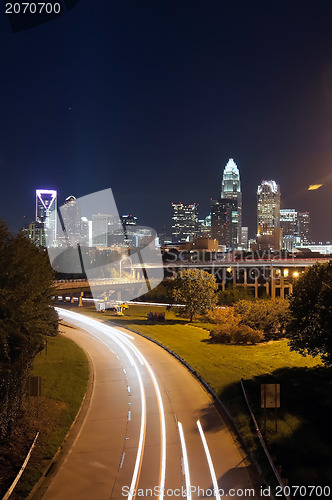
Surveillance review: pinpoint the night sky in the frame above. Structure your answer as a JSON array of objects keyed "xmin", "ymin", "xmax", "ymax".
[{"xmin": 1, "ymin": 0, "xmax": 332, "ymax": 241}]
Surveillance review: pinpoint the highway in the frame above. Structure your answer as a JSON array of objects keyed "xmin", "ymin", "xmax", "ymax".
[{"xmin": 39, "ymin": 308, "xmax": 259, "ymax": 500}]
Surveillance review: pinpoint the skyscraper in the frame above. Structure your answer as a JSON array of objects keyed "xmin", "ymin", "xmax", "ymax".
[
  {"xmin": 257, "ymin": 180, "xmax": 280, "ymax": 229},
  {"xmin": 35, "ymin": 189, "xmax": 57, "ymax": 247},
  {"xmin": 171, "ymin": 203, "xmax": 198, "ymax": 243},
  {"xmin": 121, "ymin": 214, "xmax": 138, "ymax": 245},
  {"xmin": 280, "ymin": 209, "xmax": 299, "ymax": 251},
  {"xmin": 220, "ymin": 158, "xmax": 242, "ymax": 246},
  {"xmin": 256, "ymin": 180, "xmax": 281, "ymax": 250},
  {"xmin": 60, "ymin": 195, "xmax": 81, "ymax": 246},
  {"xmin": 92, "ymin": 214, "xmax": 114, "ymax": 247},
  {"xmin": 298, "ymin": 212, "xmax": 311, "ymax": 245},
  {"xmin": 211, "ymin": 198, "xmax": 237, "ymax": 249}
]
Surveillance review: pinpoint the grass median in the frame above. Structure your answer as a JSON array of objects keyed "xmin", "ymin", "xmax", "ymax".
[
  {"xmin": 9, "ymin": 331, "xmax": 89, "ymax": 499},
  {"xmin": 71, "ymin": 302, "xmax": 331, "ymax": 487}
]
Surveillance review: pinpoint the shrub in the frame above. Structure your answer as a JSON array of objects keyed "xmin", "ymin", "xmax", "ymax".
[
  {"xmin": 234, "ymin": 298, "xmax": 290, "ymax": 340},
  {"xmin": 206, "ymin": 307, "xmax": 240, "ymax": 326},
  {"xmin": 209, "ymin": 323, "xmax": 264, "ymax": 345},
  {"xmin": 147, "ymin": 312, "xmax": 165, "ymax": 322},
  {"xmin": 218, "ymin": 285, "xmax": 254, "ymax": 306}
]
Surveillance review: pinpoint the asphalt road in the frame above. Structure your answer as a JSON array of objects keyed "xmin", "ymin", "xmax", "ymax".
[{"xmin": 39, "ymin": 308, "xmax": 259, "ymax": 500}]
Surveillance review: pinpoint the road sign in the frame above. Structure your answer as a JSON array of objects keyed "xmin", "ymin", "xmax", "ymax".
[{"xmin": 261, "ymin": 384, "xmax": 280, "ymax": 408}]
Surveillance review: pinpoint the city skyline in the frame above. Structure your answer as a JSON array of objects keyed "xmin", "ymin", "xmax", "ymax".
[
  {"xmin": 31, "ymin": 156, "xmax": 317, "ymax": 250},
  {"xmin": 1, "ymin": 2, "xmax": 332, "ymax": 242}
]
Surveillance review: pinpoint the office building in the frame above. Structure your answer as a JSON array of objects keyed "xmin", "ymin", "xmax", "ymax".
[
  {"xmin": 298, "ymin": 212, "xmax": 311, "ymax": 245},
  {"xmin": 198, "ymin": 214, "xmax": 211, "ymax": 238},
  {"xmin": 92, "ymin": 214, "xmax": 116, "ymax": 247},
  {"xmin": 60, "ymin": 195, "xmax": 81, "ymax": 246},
  {"xmin": 171, "ymin": 202, "xmax": 198, "ymax": 243},
  {"xmin": 240, "ymin": 226, "xmax": 249, "ymax": 250},
  {"xmin": 280, "ymin": 208, "xmax": 299, "ymax": 251},
  {"xmin": 35, "ymin": 189, "xmax": 57, "ymax": 247},
  {"xmin": 121, "ymin": 214, "xmax": 138, "ymax": 245},
  {"xmin": 211, "ymin": 198, "xmax": 237, "ymax": 249},
  {"xmin": 256, "ymin": 180, "xmax": 281, "ymax": 250},
  {"xmin": 257, "ymin": 180, "xmax": 280, "ymax": 229},
  {"xmin": 28, "ymin": 221, "xmax": 45, "ymax": 247},
  {"xmin": 221, "ymin": 158, "xmax": 242, "ymax": 246}
]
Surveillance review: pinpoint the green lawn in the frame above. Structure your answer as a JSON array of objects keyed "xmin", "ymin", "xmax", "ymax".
[
  {"xmin": 72, "ymin": 303, "xmax": 331, "ymax": 487},
  {"xmin": 12, "ymin": 333, "xmax": 89, "ymax": 499}
]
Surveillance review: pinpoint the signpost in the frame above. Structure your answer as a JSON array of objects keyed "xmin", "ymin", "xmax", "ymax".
[
  {"xmin": 26, "ymin": 376, "xmax": 42, "ymax": 419},
  {"xmin": 261, "ymin": 383, "xmax": 280, "ymax": 433}
]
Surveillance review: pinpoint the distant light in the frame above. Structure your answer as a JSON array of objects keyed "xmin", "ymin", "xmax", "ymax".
[
  {"xmin": 308, "ymin": 184, "xmax": 323, "ymax": 190},
  {"xmin": 293, "ymin": 271, "xmax": 299, "ymax": 278},
  {"xmin": 284, "ymin": 269, "xmax": 289, "ymax": 277}
]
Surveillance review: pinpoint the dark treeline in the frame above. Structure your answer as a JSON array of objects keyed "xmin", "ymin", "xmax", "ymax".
[{"xmin": 0, "ymin": 221, "xmax": 58, "ymax": 443}]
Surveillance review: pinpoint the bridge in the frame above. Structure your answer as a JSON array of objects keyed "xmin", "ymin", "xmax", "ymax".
[
  {"xmin": 53, "ymin": 278, "xmax": 147, "ymax": 305},
  {"xmin": 53, "ymin": 257, "xmax": 331, "ymax": 303}
]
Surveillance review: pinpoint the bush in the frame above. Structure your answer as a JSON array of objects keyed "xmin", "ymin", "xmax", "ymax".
[
  {"xmin": 218, "ymin": 286, "xmax": 254, "ymax": 306},
  {"xmin": 234, "ymin": 298, "xmax": 290, "ymax": 340},
  {"xmin": 206, "ymin": 307, "xmax": 239, "ymax": 326},
  {"xmin": 147, "ymin": 312, "xmax": 165, "ymax": 322},
  {"xmin": 209, "ymin": 323, "xmax": 264, "ymax": 345}
]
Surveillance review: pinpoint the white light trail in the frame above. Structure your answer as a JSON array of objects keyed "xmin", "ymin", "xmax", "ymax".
[
  {"xmin": 178, "ymin": 422, "xmax": 192, "ymax": 500},
  {"xmin": 56, "ymin": 308, "xmax": 146, "ymax": 500},
  {"xmin": 196, "ymin": 420, "xmax": 221, "ymax": 500},
  {"xmin": 105, "ymin": 324, "xmax": 167, "ymax": 500},
  {"xmin": 56, "ymin": 308, "xmax": 167, "ymax": 500}
]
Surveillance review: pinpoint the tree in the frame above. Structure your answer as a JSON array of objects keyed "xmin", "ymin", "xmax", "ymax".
[
  {"xmin": 286, "ymin": 262, "xmax": 332, "ymax": 366},
  {"xmin": 218, "ymin": 285, "xmax": 254, "ymax": 306},
  {"xmin": 0, "ymin": 222, "xmax": 58, "ymax": 442},
  {"xmin": 235, "ymin": 298, "xmax": 290, "ymax": 340},
  {"xmin": 173, "ymin": 269, "xmax": 218, "ymax": 321}
]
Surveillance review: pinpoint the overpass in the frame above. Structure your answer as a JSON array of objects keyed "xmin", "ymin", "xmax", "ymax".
[
  {"xmin": 53, "ymin": 278, "xmax": 147, "ymax": 305},
  {"xmin": 53, "ymin": 257, "xmax": 331, "ymax": 303}
]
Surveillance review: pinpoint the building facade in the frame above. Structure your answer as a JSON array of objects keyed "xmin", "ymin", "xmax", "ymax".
[
  {"xmin": 221, "ymin": 158, "xmax": 242, "ymax": 247},
  {"xmin": 171, "ymin": 203, "xmax": 198, "ymax": 243},
  {"xmin": 211, "ymin": 198, "xmax": 237, "ymax": 249},
  {"xmin": 280, "ymin": 208, "xmax": 299, "ymax": 251},
  {"xmin": 60, "ymin": 195, "xmax": 82, "ymax": 246},
  {"xmin": 35, "ymin": 189, "xmax": 57, "ymax": 247},
  {"xmin": 298, "ymin": 211, "xmax": 311, "ymax": 245},
  {"xmin": 256, "ymin": 180, "xmax": 281, "ymax": 251}
]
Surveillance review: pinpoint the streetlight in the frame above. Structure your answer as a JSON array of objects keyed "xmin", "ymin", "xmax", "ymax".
[
  {"xmin": 293, "ymin": 271, "xmax": 299, "ymax": 278},
  {"xmin": 283, "ymin": 269, "xmax": 289, "ymax": 278}
]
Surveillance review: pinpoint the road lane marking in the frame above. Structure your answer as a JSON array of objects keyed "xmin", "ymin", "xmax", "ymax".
[
  {"xmin": 178, "ymin": 422, "xmax": 192, "ymax": 500},
  {"xmin": 118, "ymin": 336, "xmax": 167, "ymax": 500},
  {"xmin": 119, "ymin": 452, "xmax": 126, "ymax": 469},
  {"xmin": 197, "ymin": 420, "xmax": 221, "ymax": 500},
  {"xmin": 128, "ymin": 411, "xmax": 131, "ymax": 421}
]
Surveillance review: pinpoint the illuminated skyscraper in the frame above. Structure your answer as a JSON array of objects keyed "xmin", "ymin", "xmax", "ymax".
[
  {"xmin": 171, "ymin": 203, "xmax": 198, "ymax": 243},
  {"xmin": 280, "ymin": 208, "xmax": 299, "ymax": 251},
  {"xmin": 256, "ymin": 180, "xmax": 281, "ymax": 251},
  {"xmin": 257, "ymin": 180, "xmax": 280, "ymax": 229},
  {"xmin": 35, "ymin": 189, "xmax": 57, "ymax": 247},
  {"xmin": 220, "ymin": 158, "xmax": 242, "ymax": 247},
  {"xmin": 60, "ymin": 195, "xmax": 81, "ymax": 246},
  {"xmin": 298, "ymin": 211, "xmax": 311, "ymax": 245}
]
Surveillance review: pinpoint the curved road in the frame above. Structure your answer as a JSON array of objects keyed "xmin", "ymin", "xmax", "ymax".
[{"xmin": 39, "ymin": 308, "xmax": 259, "ymax": 500}]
